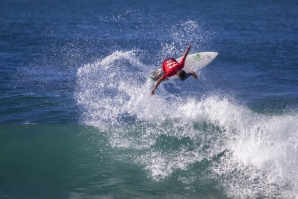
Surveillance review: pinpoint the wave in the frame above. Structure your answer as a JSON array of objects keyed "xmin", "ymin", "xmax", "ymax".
[{"xmin": 75, "ymin": 48, "xmax": 298, "ymax": 198}]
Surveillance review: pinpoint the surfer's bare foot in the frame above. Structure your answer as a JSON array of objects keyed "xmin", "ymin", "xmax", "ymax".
[{"xmin": 191, "ymin": 71, "xmax": 198, "ymax": 79}]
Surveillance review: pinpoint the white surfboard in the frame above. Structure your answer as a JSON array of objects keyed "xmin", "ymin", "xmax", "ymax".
[{"xmin": 150, "ymin": 52, "xmax": 218, "ymax": 81}]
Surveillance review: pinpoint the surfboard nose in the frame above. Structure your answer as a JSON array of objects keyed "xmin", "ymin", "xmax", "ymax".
[
  {"xmin": 202, "ymin": 52, "xmax": 218, "ymax": 61},
  {"xmin": 206, "ymin": 52, "xmax": 218, "ymax": 58}
]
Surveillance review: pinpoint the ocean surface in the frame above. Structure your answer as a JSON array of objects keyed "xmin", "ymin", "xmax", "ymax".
[{"xmin": 1, "ymin": 0, "xmax": 298, "ymax": 198}]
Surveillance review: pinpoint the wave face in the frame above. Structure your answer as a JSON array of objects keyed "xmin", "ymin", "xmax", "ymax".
[{"xmin": 75, "ymin": 48, "xmax": 298, "ymax": 198}]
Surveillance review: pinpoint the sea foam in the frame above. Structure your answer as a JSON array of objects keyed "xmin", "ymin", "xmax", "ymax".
[{"xmin": 76, "ymin": 49, "xmax": 298, "ymax": 198}]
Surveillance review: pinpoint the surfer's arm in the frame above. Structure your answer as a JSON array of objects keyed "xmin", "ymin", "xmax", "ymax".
[
  {"xmin": 151, "ymin": 77, "xmax": 164, "ymax": 95},
  {"xmin": 182, "ymin": 44, "xmax": 191, "ymax": 60}
]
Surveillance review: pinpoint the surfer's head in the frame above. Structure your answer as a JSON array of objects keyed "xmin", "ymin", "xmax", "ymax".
[{"xmin": 177, "ymin": 70, "xmax": 191, "ymax": 81}]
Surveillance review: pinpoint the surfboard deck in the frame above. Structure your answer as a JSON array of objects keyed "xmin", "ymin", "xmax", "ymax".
[{"xmin": 150, "ymin": 52, "xmax": 218, "ymax": 81}]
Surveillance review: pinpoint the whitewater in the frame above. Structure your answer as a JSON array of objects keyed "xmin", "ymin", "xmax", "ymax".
[{"xmin": 75, "ymin": 50, "xmax": 298, "ymax": 198}]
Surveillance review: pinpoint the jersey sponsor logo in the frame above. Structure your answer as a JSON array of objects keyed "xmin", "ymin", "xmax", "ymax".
[{"xmin": 166, "ymin": 59, "xmax": 178, "ymax": 69}]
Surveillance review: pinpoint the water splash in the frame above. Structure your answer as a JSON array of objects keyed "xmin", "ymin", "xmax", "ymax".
[{"xmin": 74, "ymin": 19, "xmax": 298, "ymax": 198}]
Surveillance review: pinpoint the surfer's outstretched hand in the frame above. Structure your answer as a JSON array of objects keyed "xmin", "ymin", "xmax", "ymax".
[{"xmin": 150, "ymin": 76, "xmax": 163, "ymax": 96}]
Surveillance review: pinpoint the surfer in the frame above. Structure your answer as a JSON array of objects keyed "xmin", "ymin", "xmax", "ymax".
[{"xmin": 150, "ymin": 44, "xmax": 198, "ymax": 95}]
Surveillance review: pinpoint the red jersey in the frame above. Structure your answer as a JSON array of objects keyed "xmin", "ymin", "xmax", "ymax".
[{"xmin": 161, "ymin": 58, "xmax": 185, "ymax": 79}]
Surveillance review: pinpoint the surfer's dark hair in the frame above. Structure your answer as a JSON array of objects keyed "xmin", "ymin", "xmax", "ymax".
[{"xmin": 177, "ymin": 70, "xmax": 191, "ymax": 81}]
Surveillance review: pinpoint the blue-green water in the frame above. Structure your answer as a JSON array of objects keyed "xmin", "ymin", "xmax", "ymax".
[
  {"xmin": 0, "ymin": 124, "xmax": 226, "ymax": 198},
  {"xmin": 1, "ymin": 0, "xmax": 298, "ymax": 198}
]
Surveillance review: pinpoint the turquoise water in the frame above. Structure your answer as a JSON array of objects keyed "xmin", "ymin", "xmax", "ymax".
[
  {"xmin": 0, "ymin": 124, "xmax": 226, "ymax": 198},
  {"xmin": 1, "ymin": 0, "xmax": 298, "ymax": 198}
]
